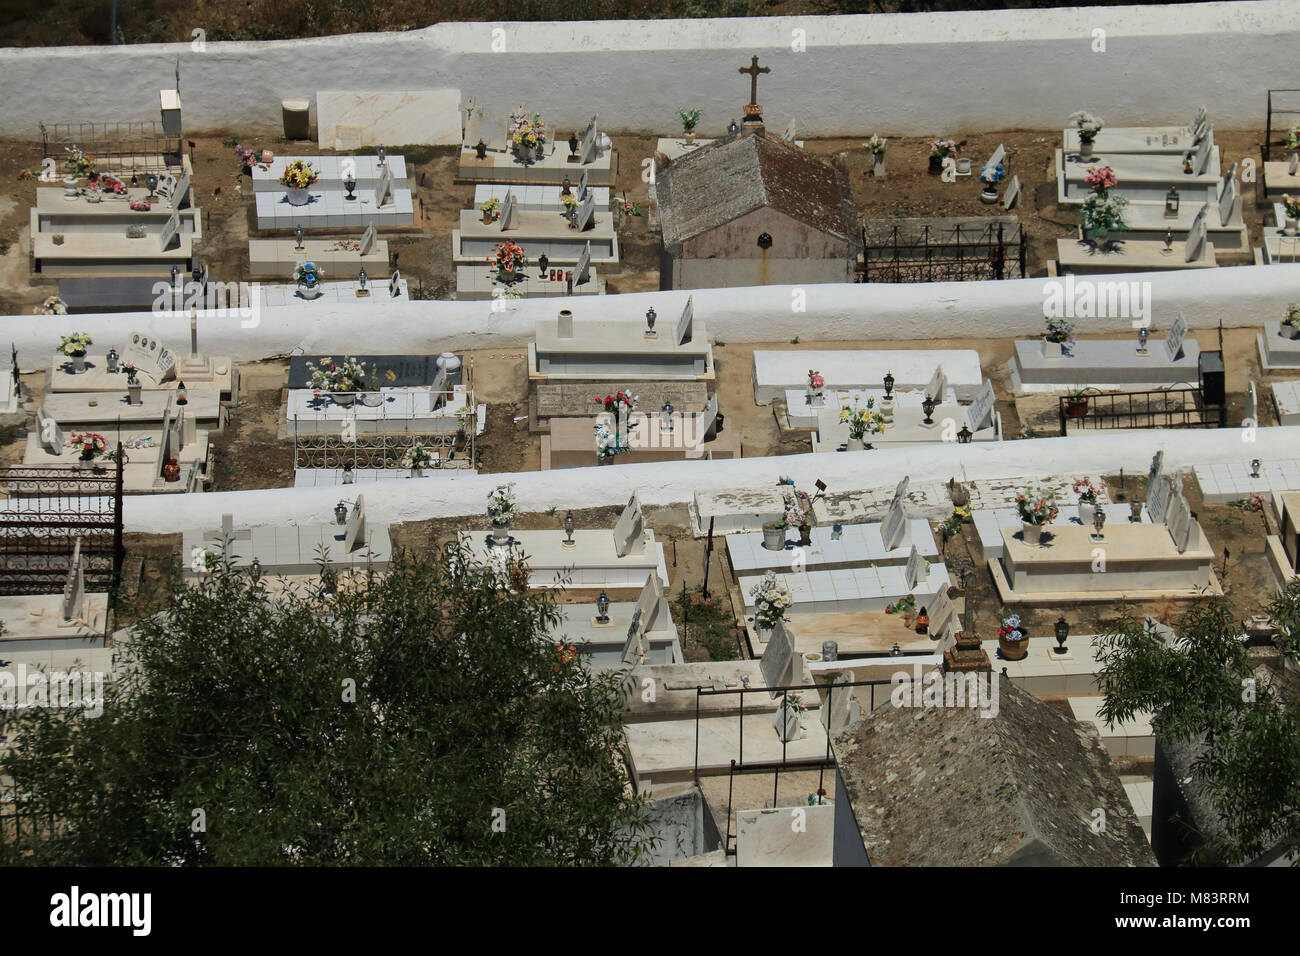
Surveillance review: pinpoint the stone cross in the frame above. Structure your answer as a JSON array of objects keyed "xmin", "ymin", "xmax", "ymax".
[{"xmin": 739, "ymin": 55, "xmax": 771, "ymax": 106}]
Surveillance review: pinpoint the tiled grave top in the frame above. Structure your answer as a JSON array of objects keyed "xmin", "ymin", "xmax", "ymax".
[
  {"xmin": 260, "ymin": 280, "xmax": 407, "ymax": 308},
  {"xmin": 1058, "ymin": 148, "xmax": 1220, "ymax": 185},
  {"xmin": 255, "ymin": 188, "xmax": 414, "ymax": 229},
  {"xmin": 1012, "ymin": 337, "xmax": 1201, "ymax": 390},
  {"xmin": 286, "ymin": 387, "xmax": 472, "ymax": 422},
  {"xmin": 455, "ymin": 264, "xmax": 599, "ymax": 298},
  {"xmin": 1056, "ymin": 237, "xmax": 1216, "ymax": 271},
  {"xmin": 535, "ymin": 317, "xmax": 710, "ymax": 355},
  {"xmin": 1273, "ymin": 380, "xmax": 1300, "ymax": 420},
  {"xmin": 1069, "ymin": 696, "xmax": 1154, "ymax": 743},
  {"xmin": 1062, "ymin": 125, "xmax": 1198, "ymax": 154},
  {"xmin": 1194, "ymin": 458, "xmax": 1300, "ymax": 502},
  {"xmin": 726, "ymin": 519, "xmax": 938, "ymax": 574},
  {"xmin": 473, "ymin": 184, "xmax": 610, "ymax": 210},
  {"xmin": 974, "ymin": 502, "xmax": 1142, "ymax": 561},
  {"xmin": 252, "ymin": 155, "xmax": 408, "ymax": 189},
  {"xmin": 624, "ymin": 713, "xmax": 830, "ymax": 783},
  {"xmin": 738, "ymin": 563, "xmax": 950, "ymax": 610},
  {"xmin": 753, "ymin": 349, "xmax": 982, "ymax": 404},
  {"xmin": 288, "ymin": 355, "xmax": 452, "ymax": 389},
  {"xmin": 1002, "ymin": 521, "xmax": 1212, "ymax": 563},
  {"xmin": 811, "ymin": 474, "xmax": 1091, "ymax": 526},
  {"xmin": 457, "ymin": 208, "xmax": 615, "ymax": 241},
  {"xmin": 812, "ymin": 403, "xmax": 997, "ymax": 450},
  {"xmin": 293, "ymin": 467, "xmax": 470, "ymax": 487},
  {"xmin": 980, "ymin": 635, "xmax": 1105, "ymax": 682},
  {"xmin": 182, "ymin": 524, "xmax": 392, "ymax": 575},
  {"xmin": 536, "ymin": 382, "xmax": 708, "ymax": 418},
  {"xmin": 42, "ymin": 386, "xmax": 223, "ymax": 425},
  {"xmin": 465, "ymin": 529, "xmax": 667, "ymax": 577},
  {"xmin": 655, "ymin": 138, "xmax": 718, "ymax": 162},
  {"xmin": 1258, "ymin": 322, "xmax": 1300, "ymax": 371}
]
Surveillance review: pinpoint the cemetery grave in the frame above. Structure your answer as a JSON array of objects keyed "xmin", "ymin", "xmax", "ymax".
[{"xmin": 458, "ymin": 109, "xmax": 614, "ymax": 186}]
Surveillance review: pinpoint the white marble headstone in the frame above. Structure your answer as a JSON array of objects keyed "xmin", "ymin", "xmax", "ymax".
[
  {"xmin": 612, "ymin": 491, "xmax": 645, "ymax": 558},
  {"xmin": 987, "ymin": 143, "xmax": 1006, "ymax": 170},
  {"xmin": 500, "ymin": 190, "xmax": 518, "ymax": 231},
  {"xmin": 1184, "ymin": 207, "xmax": 1208, "ymax": 263},
  {"xmin": 781, "ymin": 118, "xmax": 796, "ymax": 142},
  {"xmin": 343, "ymin": 495, "xmax": 366, "ymax": 552},
  {"xmin": 924, "ymin": 364, "xmax": 947, "ymax": 403},
  {"xmin": 1164, "ymin": 312, "xmax": 1189, "ymax": 361},
  {"xmin": 621, "ymin": 574, "xmax": 662, "ymax": 665},
  {"xmin": 904, "ymin": 545, "xmax": 925, "ymax": 591},
  {"xmin": 1165, "ymin": 492, "xmax": 1195, "ymax": 553},
  {"xmin": 819, "ymin": 673, "xmax": 858, "ymax": 734},
  {"xmin": 928, "ymin": 586, "xmax": 957, "ymax": 641},
  {"xmin": 360, "ymin": 224, "xmax": 377, "ymax": 257},
  {"xmin": 171, "ymin": 170, "xmax": 191, "ymax": 209},
  {"xmin": 675, "ymin": 295, "xmax": 695, "ymax": 346},
  {"xmin": 37, "ymin": 405, "xmax": 62, "ymax": 454},
  {"xmin": 579, "ymin": 115, "xmax": 599, "ymax": 164},
  {"xmin": 893, "ymin": 475, "xmax": 910, "ymax": 503},
  {"xmin": 881, "ymin": 494, "xmax": 908, "ymax": 552},
  {"xmin": 158, "ymin": 209, "xmax": 181, "ymax": 253},
  {"xmin": 1190, "ymin": 105, "xmax": 1208, "ymax": 135},
  {"xmin": 1002, "ymin": 174, "xmax": 1021, "ymax": 210},
  {"xmin": 373, "ymin": 163, "xmax": 394, "ymax": 208},
  {"xmin": 575, "ymin": 241, "xmax": 592, "ymax": 285},
  {"xmin": 698, "ymin": 393, "xmax": 719, "ymax": 436},
  {"xmin": 578, "ymin": 169, "xmax": 590, "ymax": 201},
  {"xmin": 967, "ymin": 380, "xmax": 996, "ymax": 431},
  {"xmin": 1146, "ymin": 474, "xmax": 1174, "ymax": 525},
  {"xmin": 61, "ymin": 537, "xmax": 84, "ymax": 623},
  {"xmin": 759, "ymin": 618, "xmax": 796, "ymax": 693},
  {"xmin": 575, "ymin": 192, "xmax": 596, "ymax": 232},
  {"xmin": 1193, "ymin": 127, "xmax": 1214, "ymax": 175}
]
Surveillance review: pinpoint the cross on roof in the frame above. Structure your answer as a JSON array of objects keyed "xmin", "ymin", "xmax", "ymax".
[{"xmin": 739, "ymin": 55, "xmax": 770, "ymax": 106}]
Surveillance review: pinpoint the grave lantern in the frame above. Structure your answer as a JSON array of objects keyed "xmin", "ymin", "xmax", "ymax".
[
  {"xmin": 921, "ymin": 394, "xmax": 937, "ymax": 425},
  {"xmin": 343, "ymin": 172, "xmax": 357, "ymax": 201},
  {"xmin": 1092, "ymin": 506, "xmax": 1106, "ymax": 538},
  {"xmin": 334, "ymin": 501, "xmax": 349, "ymax": 525},
  {"xmin": 645, "ymin": 307, "xmax": 657, "ymax": 333},
  {"xmin": 1251, "ymin": 458, "xmax": 1262, "ymax": 478},
  {"xmin": 1137, "ymin": 327, "xmax": 1149, "ymax": 353},
  {"xmin": 560, "ymin": 176, "xmax": 572, "ymax": 197},
  {"xmin": 475, "ymin": 140, "xmax": 487, "ymax": 161},
  {"xmin": 538, "ymin": 253, "xmax": 550, "ymax": 278},
  {"xmin": 130, "ymin": 172, "xmax": 139, "ymax": 188},
  {"xmin": 175, "ymin": 381, "xmax": 188, "ymax": 406},
  {"xmin": 249, "ymin": 557, "xmax": 262, "ymax": 582},
  {"xmin": 957, "ymin": 423, "xmax": 973, "ymax": 443},
  {"xmin": 341, "ymin": 463, "xmax": 354, "ymax": 485},
  {"xmin": 146, "ymin": 173, "xmax": 158, "ymax": 198},
  {"xmin": 595, "ymin": 591, "xmax": 610, "ymax": 624},
  {"xmin": 1164, "ymin": 186, "xmax": 1180, "ymax": 218},
  {"xmin": 106, "ymin": 348, "xmax": 120, "ymax": 374},
  {"xmin": 1162, "ymin": 229, "xmax": 1174, "ymax": 254},
  {"xmin": 883, "ymin": 371, "xmax": 895, "ymax": 398},
  {"xmin": 357, "ymin": 269, "xmax": 368, "ymax": 294},
  {"xmin": 661, "ymin": 401, "xmax": 674, "ymax": 432},
  {"xmin": 563, "ymin": 511, "xmax": 575, "ymax": 545},
  {"xmin": 1054, "ymin": 617, "xmax": 1070, "ymax": 654},
  {"xmin": 568, "ymin": 132, "xmax": 579, "ymax": 157},
  {"xmin": 890, "ymin": 643, "xmax": 902, "ymax": 656},
  {"xmin": 728, "ymin": 119, "xmax": 739, "ymax": 135},
  {"xmin": 294, "ymin": 225, "xmax": 305, "ymax": 251},
  {"xmin": 376, "ymin": 147, "xmax": 387, "ymax": 167}
]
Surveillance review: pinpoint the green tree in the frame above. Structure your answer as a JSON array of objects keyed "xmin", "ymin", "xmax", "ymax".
[
  {"xmin": 1095, "ymin": 585, "xmax": 1300, "ymax": 865},
  {"xmin": 0, "ymin": 544, "xmax": 650, "ymax": 865}
]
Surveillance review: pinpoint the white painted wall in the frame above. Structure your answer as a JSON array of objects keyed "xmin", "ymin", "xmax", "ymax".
[
  {"xmin": 14, "ymin": 263, "xmax": 1300, "ymax": 371},
  {"xmin": 125, "ymin": 426, "xmax": 1289, "ymax": 533},
  {"xmin": 1, "ymin": 2, "xmax": 1296, "ymax": 139}
]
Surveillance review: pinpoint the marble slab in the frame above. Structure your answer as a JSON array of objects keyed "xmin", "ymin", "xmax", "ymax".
[
  {"xmin": 317, "ymin": 90, "xmax": 461, "ymax": 149},
  {"xmin": 1257, "ymin": 321, "xmax": 1300, "ymax": 371},
  {"xmin": 1194, "ymin": 458, "xmax": 1300, "ymax": 503},
  {"xmin": 753, "ymin": 349, "xmax": 984, "ymax": 405},
  {"xmin": 248, "ymin": 238, "xmax": 391, "ymax": 278},
  {"xmin": 254, "ymin": 187, "xmax": 414, "ymax": 230},
  {"xmin": 736, "ymin": 804, "xmax": 834, "ymax": 867},
  {"xmin": 473, "ymin": 183, "xmax": 611, "ymax": 213},
  {"xmin": 458, "ymin": 142, "xmax": 614, "ymax": 186},
  {"xmin": 182, "ymin": 522, "xmax": 392, "ymax": 578},
  {"xmin": 285, "ymin": 387, "xmax": 477, "ymax": 435},
  {"xmin": 456, "ymin": 264, "xmax": 601, "ymax": 299},
  {"xmin": 1056, "ymin": 148, "xmax": 1220, "ymax": 205},
  {"xmin": 692, "ymin": 487, "xmax": 787, "ymax": 536},
  {"xmin": 464, "ymin": 529, "xmax": 669, "ymax": 591},
  {"xmin": 1272, "ymin": 380, "xmax": 1300, "ymax": 426},
  {"xmin": 454, "ymin": 209, "xmax": 618, "ymax": 263},
  {"xmin": 973, "ymin": 503, "xmax": 1144, "ymax": 562},
  {"xmin": 258, "ymin": 279, "xmax": 407, "ymax": 308},
  {"xmin": 42, "ymin": 385, "xmax": 224, "ymax": 429},
  {"xmin": 1011, "ymin": 336, "xmax": 1201, "ymax": 391},
  {"xmin": 738, "ymin": 562, "xmax": 951, "ymax": 616},
  {"xmin": 726, "ymin": 519, "xmax": 937, "ymax": 574},
  {"xmin": 1056, "ymin": 237, "xmax": 1216, "ymax": 273},
  {"xmin": 252, "ymin": 155, "xmax": 410, "ymax": 191},
  {"xmin": 1062, "ymin": 125, "xmax": 1205, "ymax": 155}
]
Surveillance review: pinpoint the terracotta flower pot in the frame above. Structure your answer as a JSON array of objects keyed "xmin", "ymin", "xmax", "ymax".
[
  {"xmin": 1066, "ymin": 397, "xmax": 1089, "ymax": 419},
  {"xmin": 999, "ymin": 634, "xmax": 1029, "ymax": 661}
]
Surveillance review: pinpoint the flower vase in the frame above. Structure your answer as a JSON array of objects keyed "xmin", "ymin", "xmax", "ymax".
[
  {"xmin": 298, "ymin": 281, "xmax": 322, "ymax": 300},
  {"xmin": 1092, "ymin": 228, "xmax": 1110, "ymax": 247},
  {"xmin": 879, "ymin": 399, "xmax": 895, "ymax": 423},
  {"xmin": 928, "ymin": 155, "xmax": 943, "ymax": 174},
  {"xmin": 410, "ymin": 466, "xmax": 423, "ymax": 478},
  {"xmin": 873, "ymin": 156, "xmax": 885, "ymax": 178},
  {"xmin": 980, "ymin": 186, "xmax": 999, "ymax": 204},
  {"xmin": 482, "ymin": 211, "xmax": 494, "ymax": 224},
  {"xmin": 287, "ymin": 186, "xmax": 310, "ymax": 206},
  {"xmin": 127, "ymin": 383, "xmax": 142, "ymax": 406},
  {"xmin": 1078, "ymin": 141, "xmax": 1093, "ymax": 161},
  {"xmin": 1022, "ymin": 521, "xmax": 1043, "ymax": 546},
  {"xmin": 71, "ymin": 354, "xmax": 86, "ymax": 374},
  {"xmin": 798, "ymin": 524, "xmax": 812, "ymax": 546},
  {"xmin": 1286, "ymin": 217, "xmax": 1299, "ymax": 237},
  {"xmin": 846, "ymin": 436, "xmax": 865, "ymax": 451},
  {"xmin": 762, "ymin": 522, "xmax": 787, "ymax": 551},
  {"xmin": 684, "ymin": 131, "xmax": 695, "ymax": 145},
  {"xmin": 1042, "ymin": 339, "xmax": 1063, "ymax": 359},
  {"xmin": 331, "ymin": 392, "xmax": 356, "ymax": 407},
  {"xmin": 1078, "ymin": 501, "xmax": 1097, "ymax": 526},
  {"xmin": 999, "ymin": 633, "xmax": 1029, "ymax": 661},
  {"xmin": 1282, "ymin": 324, "xmax": 1300, "ymax": 340},
  {"xmin": 162, "ymin": 459, "xmax": 181, "ymax": 482},
  {"xmin": 771, "ymin": 705, "xmax": 801, "ymax": 743},
  {"xmin": 490, "ymin": 521, "xmax": 512, "ymax": 547},
  {"xmin": 498, "ymin": 266, "xmax": 516, "ymax": 284}
]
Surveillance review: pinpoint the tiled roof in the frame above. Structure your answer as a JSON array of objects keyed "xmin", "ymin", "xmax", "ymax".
[
  {"xmin": 657, "ymin": 131, "xmax": 859, "ymax": 247},
  {"xmin": 832, "ymin": 680, "xmax": 1155, "ymax": 867}
]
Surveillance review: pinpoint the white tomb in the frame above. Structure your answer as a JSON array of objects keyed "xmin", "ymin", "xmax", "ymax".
[
  {"xmin": 252, "ymin": 155, "xmax": 414, "ymax": 228},
  {"xmin": 1010, "ymin": 317, "xmax": 1200, "ymax": 392},
  {"xmin": 1054, "ymin": 137, "xmax": 1220, "ymax": 206},
  {"xmin": 753, "ymin": 349, "xmax": 985, "ymax": 405},
  {"xmin": 529, "ymin": 299, "xmax": 714, "ymax": 383}
]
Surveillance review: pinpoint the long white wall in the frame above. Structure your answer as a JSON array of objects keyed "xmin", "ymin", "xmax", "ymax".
[
  {"xmin": 0, "ymin": 3, "xmax": 1296, "ymax": 139},
  {"xmin": 124, "ymin": 426, "xmax": 1288, "ymax": 533},
  {"xmin": 13, "ymin": 263, "xmax": 1300, "ymax": 371}
]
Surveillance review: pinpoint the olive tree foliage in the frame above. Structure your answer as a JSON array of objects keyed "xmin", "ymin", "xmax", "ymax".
[
  {"xmin": 1095, "ymin": 582, "xmax": 1300, "ymax": 865},
  {"xmin": 0, "ymin": 543, "xmax": 652, "ymax": 865}
]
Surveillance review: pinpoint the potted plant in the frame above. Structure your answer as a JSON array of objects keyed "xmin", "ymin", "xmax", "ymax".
[
  {"xmin": 1042, "ymin": 316, "xmax": 1073, "ymax": 359},
  {"xmin": 866, "ymin": 135, "xmax": 887, "ymax": 178},
  {"xmin": 279, "ymin": 159, "xmax": 318, "ymax": 205},
  {"xmin": 59, "ymin": 332, "xmax": 93, "ymax": 374},
  {"xmin": 70, "ymin": 431, "xmax": 106, "ymax": 463},
  {"xmin": 403, "ymin": 444, "xmax": 434, "ymax": 477},
  {"xmin": 294, "ymin": 260, "xmax": 324, "ymax": 299},
  {"xmin": 885, "ymin": 593, "xmax": 918, "ymax": 629},
  {"xmin": 1065, "ymin": 387, "xmax": 1093, "ymax": 420},
  {"xmin": 1282, "ymin": 302, "xmax": 1300, "ymax": 340},
  {"xmin": 486, "ymin": 483, "xmax": 516, "ymax": 546},
  {"xmin": 771, "ymin": 692, "xmax": 805, "ymax": 743},
  {"xmin": 1016, "ymin": 490, "xmax": 1059, "ymax": 546},
  {"xmin": 125, "ymin": 363, "xmax": 142, "ymax": 405},
  {"xmin": 1282, "ymin": 195, "xmax": 1300, "ymax": 237},
  {"xmin": 678, "ymin": 108, "xmax": 701, "ymax": 146},
  {"xmin": 839, "ymin": 398, "xmax": 885, "ymax": 450},
  {"xmin": 64, "ymin": 145, "xmax": 96, "ymax": 181},
  {"xmin": 491, "ymin": 240, "xmax": 527, "ymax": 283},
  {"xmin": 807, "ymin": 369, "xmax": 825, "ymax": 407},
  {"xmin": 997, "ymin": 611, "xmax": 1029, "ymax": 660},
  {"xmin": 593, "ymin": 420, "xmax": 626, "ymax": 463},
  {"xmin": 1068, "ymin": 110, "xmax": 1104, "ymax": 160},
  {"xmin": 479, "ymin": 197, "xmax": 500, "ymax": 224},
  {"xmin": 979, "ymin": 160, "xmax": 1005, "ymax": 203},
  {"xmin": 1073, "ymin": 477, "xmax": 1105, "ymax": 524},
  {"xmin": 750, "ymin": 571, "xmax": 793, "ymax": 638},
  {"xmin": 1081, "ymin": 191, "xmax": 1128, "ymax": 246},
  {"xmin": 927, "ymin": 138, "xmax": 956, "ymax": 174},
  {"xmin": 509, "ymin": 110, "xmax": 546, "ymax": 163},
  {"xmin": 762, "ymin": 490, "xmax": 805, "ymax": 551},
  {"xmin": 561, "ymin": 193, "xmax": 579, "ymax": 224},
  {"xmin": 306, "ymin": 355, "xmax": 368, "ymax": 406}
]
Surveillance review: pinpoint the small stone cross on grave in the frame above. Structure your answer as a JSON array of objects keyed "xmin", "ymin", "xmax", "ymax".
[{"xmin": 739, "ymin": 55, "xmax": 771, "ymax": 109}]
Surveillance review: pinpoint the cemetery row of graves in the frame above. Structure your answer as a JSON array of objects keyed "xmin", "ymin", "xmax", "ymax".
[{"xmin": 3, "ymin": 69, "xmax": 1300, "ymax": 865}]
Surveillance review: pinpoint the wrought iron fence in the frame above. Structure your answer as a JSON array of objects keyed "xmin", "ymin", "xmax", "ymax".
[
  {"xmin": 40, "ymin": 121, "xmax": 181, "ymax": 174},
  {"xmin": 861, "ymin": 219, "xmax": 1027, "ymax": 282},
  {"xmin": 1058, "ymin": 388, "xmax": 1226, "ymax": 434},
  {"xmin": 0, "ymin": 454, "xmax": 124, "ymax": 596}
]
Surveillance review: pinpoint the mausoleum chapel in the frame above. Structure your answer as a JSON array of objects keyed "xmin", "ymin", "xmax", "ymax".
[{"xmin": 2, "ymin": 0, "xmax": 1299, "ymax": 881}]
